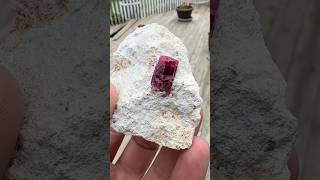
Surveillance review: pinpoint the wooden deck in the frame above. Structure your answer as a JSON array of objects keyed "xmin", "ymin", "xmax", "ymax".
[{"xmin": 110, "ymin": 4, "xmax": 210, "ymax": 178}]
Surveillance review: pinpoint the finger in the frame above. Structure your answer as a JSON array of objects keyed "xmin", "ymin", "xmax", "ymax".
[
  {"xmin": 288, "ymin": 148, "xmax": 299, "ymax": 180},
  {"xmin": 194, "ymin": 111, "xmax": 204, "ymax": 136},
  {"xmin": 0, "ymin": 66, "xmax": 24, "ymax": 175},
  {"xmin": 145, "ymin": 112, "xmax": 204, "ymax": 180},
  {"xmin": 169, "ymin": 136, "xmax": 209, "ymax": 180},
  {"xmin": 110, "ymin": 130, "xmax": 125, "ymax": 162},
  {"xmin": 116, "ymin": 136, "xmax": 159, "ymax": 179},
  {"xmin": 110, "ymin": 83, "xmax": 118, "ymax": 116},
  {"xmin": 144, "ymin": 147, "xmax": 180, "ymax": 180},
  {"xmin": 109, "ymin": 84, "xmax": 124, "ymax": 161}
]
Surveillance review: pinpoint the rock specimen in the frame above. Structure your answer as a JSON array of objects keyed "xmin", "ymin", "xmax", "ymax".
[
  {"xmin": 111, "ymin": 23, "xmax": 202, "ymax": 150},
  {"xmin": 0, "ymin": 0, "xmax": 16, "ymax": 41},
  {"xmin": 0, "ymin": 0, "xmax": 107, "ymax": 179},
  {"xmin": 211, "ymin": 0, "xmax": 298, "ymax": 179}
]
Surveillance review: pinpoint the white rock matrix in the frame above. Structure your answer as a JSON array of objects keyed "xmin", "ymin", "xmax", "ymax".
[{"xmin": 111, "ymin": 23, "xmax": 202, "ymax": 150}]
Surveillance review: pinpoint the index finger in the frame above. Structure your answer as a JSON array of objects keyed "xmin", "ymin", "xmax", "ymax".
[
  {"xmin": 109, "ymin": 84, "xmax": 124, "ymax": 161},
  {"xmin": 110, "ymin": 83, "xmax": 118, "ymax": 116}
]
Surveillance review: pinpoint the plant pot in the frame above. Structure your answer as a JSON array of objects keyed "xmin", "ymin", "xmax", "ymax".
[{"xmin": 176, "ymin": 7, "xmax": 193, "ymax": 19}]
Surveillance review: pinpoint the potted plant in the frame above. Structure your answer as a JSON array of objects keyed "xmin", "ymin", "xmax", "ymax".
[{"xmin": 176, "ymin": 2, "xmax": 193, "ymax": 21}]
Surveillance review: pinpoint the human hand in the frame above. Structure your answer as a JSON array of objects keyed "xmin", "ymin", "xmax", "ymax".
[
  {"xmin": 288, "ymin": 148, "xmax": 299, "ymax": 180},
  {"xmin": 109, "ymin": 84, "xmax": 210, "ymax": 180},
  {"xmin": 0, "ymin": 66, "xmax": 23, "ymax": 176}
]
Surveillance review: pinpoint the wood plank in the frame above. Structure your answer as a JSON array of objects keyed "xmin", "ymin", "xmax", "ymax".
[
  {"xmin": 110, "ymin": 22, "xmax": 127, "ymax": 36},
  {"xmin": 112, "ymin": 19, "xmax": 138, "ymax": 41}
]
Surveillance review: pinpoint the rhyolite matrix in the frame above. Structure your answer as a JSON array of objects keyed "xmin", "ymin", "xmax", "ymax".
[{"xmin": 111, "ymin": 24, "xmax": 202, "ymax": 149}]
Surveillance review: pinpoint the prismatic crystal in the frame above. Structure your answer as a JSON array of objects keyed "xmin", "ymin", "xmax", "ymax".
[{"xmin": 151, "ymin": 56, "xmax": 179, "ymax": 96}]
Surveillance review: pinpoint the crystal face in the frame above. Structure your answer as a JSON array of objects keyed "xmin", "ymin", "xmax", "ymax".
[{"xmin": 151, "ymin": 56, "xmax": 179, "ymax": 96}]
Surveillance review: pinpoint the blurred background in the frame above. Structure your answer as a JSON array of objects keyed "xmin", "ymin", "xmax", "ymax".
[
  {"xmin": 254, "ymin": 0, "xmax": 320, "ymax": 179},
  {"xmin": 110, "ymin": 0, "xmax": 211, "ymax": 179}
]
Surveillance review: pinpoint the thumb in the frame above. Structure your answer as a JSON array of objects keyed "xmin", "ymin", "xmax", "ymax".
[{"xmin": 110, "ymin": 83, "xmax": 118, "ymax": 117}]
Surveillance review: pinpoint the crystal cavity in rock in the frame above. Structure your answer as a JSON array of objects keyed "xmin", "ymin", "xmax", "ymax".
[{"xmin": 151, "ymin": 55, "xmax": 179, "ymax": 96}]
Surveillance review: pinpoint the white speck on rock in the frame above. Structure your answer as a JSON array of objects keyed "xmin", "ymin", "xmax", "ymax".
[{"xmin": 111, "ymin": 23, "xmax": 202, "ymax": 149}]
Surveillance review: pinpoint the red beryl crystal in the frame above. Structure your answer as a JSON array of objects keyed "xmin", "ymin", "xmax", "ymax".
[{"xmin": 151, "ymin": 56, "xmax": 179, "ymax": 96}]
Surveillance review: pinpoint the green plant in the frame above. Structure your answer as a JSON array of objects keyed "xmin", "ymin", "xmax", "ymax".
[{"xmin": 177, "ymin": 2, "xmax": 193, "ymax": 9}]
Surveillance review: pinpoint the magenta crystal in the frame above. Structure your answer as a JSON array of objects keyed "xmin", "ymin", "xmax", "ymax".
[{"xmin": 151, "ymin": 56, "xmax": 179, "ymax": 96}]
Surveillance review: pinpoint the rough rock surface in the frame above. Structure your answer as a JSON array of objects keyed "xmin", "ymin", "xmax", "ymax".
[
  {"xmin": 0, "ymin": 0, "xmax": 15, "ymax": 42},
  {"xmin": 0, "ymin": 0, "xmax": 107, "ymax": 179},
  {"xmin": 111, "ymin": 24, "xmax": 202, "ymax": 150},
  {"xmin": 211, "ymin": 0, "xmax": 298, "ymax": 179},
  {"xmin": 255, "ymin": 0, "xmax": 320, "ymax": 179}
]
